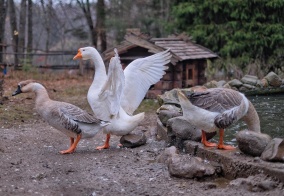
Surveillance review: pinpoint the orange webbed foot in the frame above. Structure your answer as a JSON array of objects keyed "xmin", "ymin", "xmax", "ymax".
[
  {"xmin": 201, "ymin": 130, "xmax": 217, "ymax": 147},
  {"xmin": 96, "ymin": 144, "xmax": 110, "ymax": 150},
  {"xmin": 203, "ymin": 140, "xmax": 218, "ymax": 147},
  {"xmin": 217, "ymin": 144, "xmax": 236, "ymax": 150},
  {"xmin": 96, "ymin": 134, "xmax": 111, "ymax": 150},
  {"xmin": 60, "ymin": 148, "xmax": 75, "ymax": 154},
  {"xmin": 59, "ymin": 135, "xmax": 81, "ymax": 154}
]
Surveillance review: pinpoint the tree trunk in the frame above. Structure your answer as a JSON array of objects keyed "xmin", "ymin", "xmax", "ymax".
[
  {"xmin": 96, "ymin": 0, "xmax": 106, "ymax": 52},
  {"xmin": 0, "ymin": 0, "xmax": 7, "ymax": 63},
  {"xmin": 8, "ymin": 0, "xmax": 19, "ymax": 68},
  {"xmin": 40, "ymin": 0, "xmax": 52, "ymax": 66},
  {"xmin": 18, "ymin": 0, "xmax": 27, "ymax": 62},
  {"xmin": 27, "ymin": 0, "xmax": 33, "ymax": 64},
  {"xmin": 77, "ymin": 0, "xmax": 97, "ymax": 47}
]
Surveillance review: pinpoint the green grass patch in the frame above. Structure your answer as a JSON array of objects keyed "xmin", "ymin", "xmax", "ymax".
[{"xmin": 135, "ymin": 99, "xmax": 160, "ymax": 114}]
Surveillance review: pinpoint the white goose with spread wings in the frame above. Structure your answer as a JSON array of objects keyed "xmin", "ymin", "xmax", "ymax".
[
  {"xmin": 177, "ymin": 88, "xmax": 261, "ymax": 150},
  {"xmin": 12, "ymin": 80, "xmax": 109, "ymax": 154},
  {"xmin": 74, "ymin": 47, "xmax": 171, "ymax": 149}
]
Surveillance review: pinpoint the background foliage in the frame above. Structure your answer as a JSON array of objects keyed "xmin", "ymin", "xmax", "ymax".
[
  {"xmin": 1, "ymin": 0, "xmax": 283, "ymax": 79},
  {"xmin": 170, "ymin": 0, "xmax": 284, "ymax": 78}
]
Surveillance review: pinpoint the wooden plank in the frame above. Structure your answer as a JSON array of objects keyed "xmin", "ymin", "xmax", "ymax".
[
  {"xmin": 173, "ymin": 81, "xmax": 182, "ymax": 88},
  {"xmin": 162, "ymin": 72, "xmax": 172, "ymax": 81}
]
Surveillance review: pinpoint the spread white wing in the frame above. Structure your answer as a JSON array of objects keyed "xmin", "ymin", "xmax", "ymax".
[
  {"xmin": 121, "ymin": 49, "xmax": 171, "ymax": 115},
  {"xmin": 98, "ymin": 49, "xmax": 125, "ymax": 117}
]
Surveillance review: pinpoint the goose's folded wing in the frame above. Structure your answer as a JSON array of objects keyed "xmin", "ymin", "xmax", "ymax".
[
  {"xmin": 60, "ymin": 103, "xmax": 101, "ymax": 124},
  {"xmin": 189, "ymin": 88, "xmax": 243, "ymax": 113},
  {"xmin": 121, "ymin": 49, "xmax": 171, "ymax": 114},
  {"xmin": 98, "ymin": 49, "xmax": 125, "ymax": 116}
]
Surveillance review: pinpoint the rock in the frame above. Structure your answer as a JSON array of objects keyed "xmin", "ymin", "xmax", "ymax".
[
  {"xmin": 241, "ymin": 75, "xmax": 259, "ymax": 86},
  {"xmin": 260, "ymin": 78, "xmax": 269, "ymax": 88},
  {"xmin": 229, "ymin": 174, "xmax": 278, "ymax": 192},
  {"xmin": 156, "ymin": 104, "xmax": 181, "ymax": 114},
  {"xmin": 216, "ymin": 80, "xmax": 226, "ymax": 87},
  {"xmin": 228, "ymin": 79, "xmax": 243, "ymax": 88},
  {"xmin": 167, "ymin": 116, "xmax": 201, "ymax": 141},
  {"xmin": 239, "ymin": 83, "xmax": 257, "ymax": 92},
  {"xmin": 223, "ymin": 83, "xmax": 231, "ymax": 89},
  {"xmin": 255, "ymin": 79, "xmax": 264, "ymax": 88},
  {"xmin": 261, "ymin": 138, "xmax": 284, "ymax": 162},
  {"xmin": 242, "ymin": 83, "xmax": 256, "ymax": 90},
  {"xmin": 157, "ymin": 146, "xmax": 178, "ymax": 165},
  {"xmin": 157, "ymin": 88, "xmax": 180, "ymax": 106},
  {"xmin": 120, "ymin": 131, "xmax": 147, "ymax": 148},
  {"xmin": 168, "ymin": 154, "xmax": 216, "ymax": 179},
  {"xmin": 202, "ymin": 182, "xmax": 217, "ymax": 190},
  {"xmin": 190, "ymin": 85, "xmax": 207, "ymax": 92},
  {"xmin": 166, "ymin": 116, "xmax": 216, "ymax": 148},
  {"xmin": 204, "ymin": 80, "xmax": 218, "ymax": 88},
  {"xmin": 158, "ymin": 110, "xmax": 182, "ymax": 126},
  {"xmin": 264, "ymin": 71, "xmax": 282, "ymax": 87},
  {"xmin": 236, "ymin": 130, "xmax": 271, "ymax": 157}
]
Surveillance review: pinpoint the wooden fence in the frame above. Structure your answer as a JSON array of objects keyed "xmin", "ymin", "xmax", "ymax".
[{"xmin": 0, "ymin": 50, "xmax": 94, "ymax": 75}]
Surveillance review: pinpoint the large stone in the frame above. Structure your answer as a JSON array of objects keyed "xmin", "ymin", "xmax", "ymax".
[
  {"xmin": 261, "ymin": 138, "xmax": 284, "ymax": 162},
  {"xmin": 157, "ymin": 110, "xmax": 182, "ymax": 126},
  {"xmin": 157, "ymin": 146, "xmax": 178, "ymax": 165},
  {"xmin": 260, "ymin": 78, "xmax": 269, "ymax": 88},
  {"xmin": 157, "ymin": 88, "xmax": 180, "ymax": 106},
  {"xmin": 239, "ymin": 83, "xmax": 256, "ymax": 92},
  {"xmin": 156, "ymin": 104, "xmax": 181, "ymax": 114},
  {"xmin": 264, "ymin": 71, "xmax": 282, "ymax": 87},
  {"xmin": 168, "ymin": 154, "xmax": 216, "ymax": 179},
  {"xmin": 242, "ymin": 83, "xmax": 256, "ymax": 90},
  {"xmin": 255, "ymin": 79, "xmax": 264, "ymax": 88},
  {"xmin": 228, "ymin": 79, "xmax": 243, "ymax": 88},
  {"xmin": 223, "ymin": 82, "xmax": 232, "ymax": 89},
  {"xmin": 120, "ymin": 131, "xmax": 147, "ymax": 148},
  {"xmin": 229, "ymin": 174, "xmax": 278, "ymax": 192},
  {"xmin": 216, "ymin": 80, "xmax": 226, "ymax": 87},
  {"xmin": 167, "ymin": 116, "xmax": 216, "ymax": 148},
  {"xmin": 241, "ymin": 75, "xmax": 259, "ymax": 86},
  {"xmin": 167, "ymin": 116, "xmax": 201, "ymax": 141},
  {"xmin": 204, "ymin": 80, "xmax": 218, "ymax": 88},
  {"xmin": 236, "ymin": 130, "xmax": 271, "ymax": 157}
]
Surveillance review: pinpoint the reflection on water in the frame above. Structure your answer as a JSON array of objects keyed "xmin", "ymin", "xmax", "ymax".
[{"xmin": 215, "ymin": 94, "xmax": 284, "ymax": 146}]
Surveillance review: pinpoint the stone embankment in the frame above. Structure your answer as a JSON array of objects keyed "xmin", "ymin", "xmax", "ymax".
[
  {"xmin": 155, "ymin": 71, "xmax": 284, "ymax": 182},
  {"xmin": 204, "ymin": 71, "xmax": 284, "ymax": 95}
]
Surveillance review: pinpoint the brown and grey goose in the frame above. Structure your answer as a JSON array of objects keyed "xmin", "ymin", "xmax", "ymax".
[
  {"xmin": 12, "ymin": 80, "xmax": 109, "ymax": 154},
  {"xmin": 177, "ymin": 88, "xmax": 261, "ymax": 150}
]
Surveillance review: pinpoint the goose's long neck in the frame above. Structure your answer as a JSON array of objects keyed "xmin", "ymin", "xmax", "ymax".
[
  {"xmin": 242, "ymin": 101, "xmax": 261, "ymax": 132},
  {"xmin": 90, "ymin": 49, "xmax": 107, "ymax": 88},
  {"xmin": 34, "ymin": 86, "xmax": 50, "ymax": 107}
]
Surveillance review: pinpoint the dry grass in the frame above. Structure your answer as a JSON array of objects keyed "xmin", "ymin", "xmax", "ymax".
[{"xmin": 1, "ymin": 70, "xmax": 160, "ymax": 128}]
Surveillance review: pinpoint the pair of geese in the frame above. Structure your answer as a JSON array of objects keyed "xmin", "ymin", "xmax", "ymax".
[{"xmin": 12, "ymin": 47, "xmax": 260, "ymax": 154}]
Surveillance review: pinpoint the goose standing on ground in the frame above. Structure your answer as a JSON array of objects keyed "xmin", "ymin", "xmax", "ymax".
[
  {"xmin": 74, "ymin": 47, "xmax": 171, "ymax": 149},
  {"xmin": 177, "ymin": 88, "xmax": 261, "ymax": 150},
  {"xmin": 12, "ymin": 80, "xmax": 109, "ymax": 154}
]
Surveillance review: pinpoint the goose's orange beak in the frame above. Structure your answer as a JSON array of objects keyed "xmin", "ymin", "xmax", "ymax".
[{"xmin": 73, "ymin": 50, "xmax": 82, "ymax": 60}]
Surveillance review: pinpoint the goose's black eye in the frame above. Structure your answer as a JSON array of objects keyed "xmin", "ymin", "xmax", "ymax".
[{"xmin": 82, "ymin": 49, "xmax": 85, "ymax": 51}]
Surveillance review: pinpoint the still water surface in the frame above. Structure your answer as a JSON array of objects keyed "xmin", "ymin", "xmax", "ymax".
[{"xmin": 216, "ymin": 94, "xmax": 284, "ymax": 146}]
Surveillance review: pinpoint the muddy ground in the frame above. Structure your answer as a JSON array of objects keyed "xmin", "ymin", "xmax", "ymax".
[{"xmin": 0, "ymin": 73, "xmax": 283, "ymax": 196}]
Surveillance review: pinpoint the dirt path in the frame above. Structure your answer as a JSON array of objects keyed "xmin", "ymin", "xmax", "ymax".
[
  {"xmin": 0, "ymin": 116, "xmax": 283, "ymax": 196},
  {"xmin": 1, "ymin": 75, "xmax": 283, "ymax": 195}
]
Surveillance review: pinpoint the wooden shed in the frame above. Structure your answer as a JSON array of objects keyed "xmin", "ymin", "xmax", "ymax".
[{"xmin": 102, "ymin": 30, "xmax": 218, "ymax": 98}]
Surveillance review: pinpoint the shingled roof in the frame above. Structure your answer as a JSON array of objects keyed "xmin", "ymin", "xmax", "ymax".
[
  {"xmin": 102, "ymin": 31, "xmax": 218, "ymax": 64},
  {"xmin": 151, "ymin": 36, "xmax": 218, "ymax": 60}
]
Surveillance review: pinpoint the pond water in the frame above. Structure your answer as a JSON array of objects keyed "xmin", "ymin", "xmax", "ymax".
[{"xmin": 214, "ymin": 94, "xmax": 284, "ymax": 146}]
